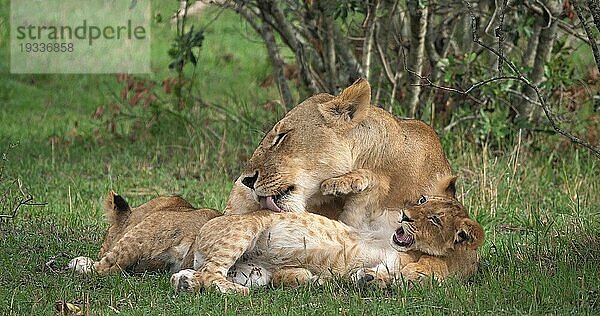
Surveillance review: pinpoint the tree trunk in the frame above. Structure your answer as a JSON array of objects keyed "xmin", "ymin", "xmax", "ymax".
[
  {"xmin": 406, "ymin": 0, "xmax": 428, "ymax": 118},
  {"xmin": 522, "ymin": 23, "xmax": 541, "ymax": 67},
  {"xmin": 231, "ymin": 2, "xmax": 295, "ymax": 110},
  {"xmin": 255, "ymin": 0, "xmax": 321, "ymax": 94},
  {"xmin": 361, "ymin": 0, "xmax": 380, "ymax": 82},
  {"xmin": 517, "ymin": 1, "xmax": 562, "ymax": 120},
  {"xmin": 261, "ymin": 22, "xmax": 295, "ymax": 111},
  {"xmin": 586, "ymin": 0, "xmax": 600, "ymax": 31},
  {"xmin": 460, "ymin": 5, "xmax": 475, "ymax": 53}
]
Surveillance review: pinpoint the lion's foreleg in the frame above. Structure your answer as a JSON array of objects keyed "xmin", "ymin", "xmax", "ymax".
[
  {"xmin": 178, "ymin": 218, "xmax": 271, "ymax": 295},
  {"xmin": 321, "ymin": 169, "xmax": 390, "ymax": 228},
  {"xmin": 187, "ymin": 249, "xmax": 252, "ymax": 295}
]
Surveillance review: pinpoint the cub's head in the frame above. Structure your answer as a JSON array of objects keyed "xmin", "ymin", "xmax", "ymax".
[
  {"xmin": 239, "ymin": 79, "xmax": 372, "ymax": 212},
  {"xmin": 391, "ymin": 196, "xmax": 484, "ymax": 256}
]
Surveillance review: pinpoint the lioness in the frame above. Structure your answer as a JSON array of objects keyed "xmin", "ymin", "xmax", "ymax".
[
  {"xmin": 170, "ymin": 195, "xmax": 484, "ymax": 295},
  {"xmin": 225, "ymin": 79, "xmax": 454, "ymax": 230},
  {"xmin": 68, "ymin": 191, "xmax": 220, "ymax": 274}
]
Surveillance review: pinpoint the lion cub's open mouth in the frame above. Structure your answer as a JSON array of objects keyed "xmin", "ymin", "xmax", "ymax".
[
  {"xmin": 258, "ymin": 187, "xmax": 294, "ymax": 212},
  {"xmin": 392, "ymin": 227, "xmax": 415, "ymax": 248}
]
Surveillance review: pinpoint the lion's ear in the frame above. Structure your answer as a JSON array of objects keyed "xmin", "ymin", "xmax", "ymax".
[
  {"xmin": 318, "ymin": 78, "xmax": 371, "ymax": 125},
  {"xmin": 104, "ymin": 191, "xmax": 130, "ymax": 225},
  {"xmin": 437, "ymin": 176, "xmax": 457, "ymax": 197},
  {"xmin": 454, "ymin": 218, "xmax": 484, "ymax": 250}
]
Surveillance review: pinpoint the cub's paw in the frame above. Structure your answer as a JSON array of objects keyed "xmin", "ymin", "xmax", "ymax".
[
  {"xmin": 352, "ymin": 268, "xmax": 375, "ymax": 286},
  {"xmin": 401, "ymin": 263, "xmax": 433, "ymax": 284},
  {"xmin": 352, "ymin": 267, "xmax": 393, "ymax": 288},
  {"xmin": 271, "ymin": 267, "xmax": 318, "ymax": 288},
  {"xmin": 213, "ymin": 280, "xmax": 250, "ymax": 295},
  {"xmin": 228, "ymin": 263, "xmax": 271, "ymax": 287},
  {"xmin": 170, "ymin": 269, "xmax": 196, "ymax": 292},
  {"xmin": 66, "ymin": 256, "xmax": 96, "ymax": 274},
  {"xmin": 321, "ymin": 174, "xmax": 369, "ymax": 196}
]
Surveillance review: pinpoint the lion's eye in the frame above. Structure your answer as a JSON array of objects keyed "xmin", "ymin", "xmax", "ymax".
[
  {"xmin": 272, "ymin": 132, "xmax": 288, "ymax": 147},
  {"xmin": 428, "ymin": 215, "xmax": 442, "ymax": 226},
  {"xmin": 417, "ymin": 195, "xmax": 427, "ymax": 205}
]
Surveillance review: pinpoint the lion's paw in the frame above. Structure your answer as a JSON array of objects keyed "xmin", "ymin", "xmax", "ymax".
[
  {"xmin": 321, "ymin": 177, "xmax": 352, "ymax": 196},
  {"xmin": 170, "ymin": 269, "xmax": 196, "ymax": 292},
  {"xmin": 349, "ymin": 176, "xmax": 369, "ymax": 193},
  {"xmin": 321, "ymin": 175, "xmax": 369, "ymax": 196},
  {"xmin": 400, "ymin": 263, "xmax": 430, "ymax": 283},
  {"xmin": 67, "ymin": 256, "xmax": 96, "ymax": 274}
]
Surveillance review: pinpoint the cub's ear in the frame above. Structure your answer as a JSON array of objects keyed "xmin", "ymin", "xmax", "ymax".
[
  {"xmin": 104, "ymin": 191, "xmax": 131, "ymax": 213},
  {"xmin": 105, "ymin": 191, "xmax": 130, "ymax": 212},
  {"xmin": 318, "ymin": 78, "xmax": 371, "ymax": 126},
  {"xmin": 104, "ymin": 191, "xmax": 130, "ymax": 224},
  {"xmin": 454, "ymin": 218, "xmax": 484, "ymax": 250},
  {"xmin": 437, "ymin": 176, "xmax": 457, "ymax": 198}
]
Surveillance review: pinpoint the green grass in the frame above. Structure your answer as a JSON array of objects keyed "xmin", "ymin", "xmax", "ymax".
[{"xmin": 1, "ymin": 2, "xmax": 599, "ymax": 315}]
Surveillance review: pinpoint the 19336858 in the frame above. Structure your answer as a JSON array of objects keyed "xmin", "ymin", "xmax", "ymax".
[{"xmin": 19, "ymin": 42, "xmax": 74, "ymax": 53}]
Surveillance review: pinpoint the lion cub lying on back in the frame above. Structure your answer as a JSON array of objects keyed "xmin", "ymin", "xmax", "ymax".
[
  {"xmin": 68, "ymin": 191, "xmax": 219, "ymax": 274},
  {"xmin": 171, "ymin": 194, "xmax": 484, "ymax": 295}
]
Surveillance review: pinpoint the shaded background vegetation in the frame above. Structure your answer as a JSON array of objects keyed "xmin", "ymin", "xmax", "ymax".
[
  {"xmin": 214, "ymin": 0, "xmax": 599, "ymax": 156},
  {"xmin": 0, "ymin": 0, "xmax": 598, "ymax": 314}
]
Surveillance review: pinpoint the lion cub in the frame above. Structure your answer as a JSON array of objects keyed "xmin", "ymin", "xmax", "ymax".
[
  {"xmin": 170, "ymin": 195, "xmax": 484, "ymax": 295},
  {"xmin": 68, "ymin": 191, "xmax": 220, "ymax": 274}
]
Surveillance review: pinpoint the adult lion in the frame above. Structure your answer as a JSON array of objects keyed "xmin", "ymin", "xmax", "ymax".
[{"xmin": 225, "ymin": 79, "xmax": 455, "ymax": 227}]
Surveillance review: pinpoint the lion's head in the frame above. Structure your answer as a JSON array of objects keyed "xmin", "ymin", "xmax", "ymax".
[
  {"xmin": 238, "ymin": 80, "xmax": 373, "ymax": 212},
  {"xmin": 391, "ymin": 196, "xmax": 484, "ymax": 256}
]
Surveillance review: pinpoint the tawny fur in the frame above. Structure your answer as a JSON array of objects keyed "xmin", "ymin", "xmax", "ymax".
[
  {"xmin": 172, "ymin": 194, "xmax": 484, "ymax": 294},
  {"xmin": 225, "ymin": 79, "xmax": 455, "ymax": 230},
  {"xmin": 68, "ymin": 191, "xmax": 220, "ymax": 274}
]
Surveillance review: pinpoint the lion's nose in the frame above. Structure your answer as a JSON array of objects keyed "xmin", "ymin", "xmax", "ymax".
[{"xmin": 241, "ymin": 171, "xmax": 259, "ymax": 189}]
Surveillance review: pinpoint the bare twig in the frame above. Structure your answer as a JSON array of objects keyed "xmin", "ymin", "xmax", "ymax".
[
  {"xmin": 390, "ymin": 46, "xmax": 405, "ymax": 111},
  {"xmin": 505, "ymin": 88, "xmax": 542, "ymax": 106},
  {"xmin": 412, "ymin": 75, "xmax": 520, "ymax": 95},
  {"xmin": 0, "ymin": 179, "xmax": 47, "ymax": 221},
  {"xmin": 443, "ymin": 115, "xmax": 478, "ymax": 132},
  {"xmin": 375, "ymin": 28, "xmax": 396, "ymax": 84},
  {"xmin": 525, "ymin": 1, "xmax": 591, "ymax": 45},
  {"xmin": 571, "ymin": 0, "xmax": 600, "ymax": 74}
]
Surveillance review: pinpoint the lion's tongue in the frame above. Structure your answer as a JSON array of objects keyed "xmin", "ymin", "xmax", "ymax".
[{"xmin": 259, "ymin": 196, "xmax": 283, "ymax": 212}]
